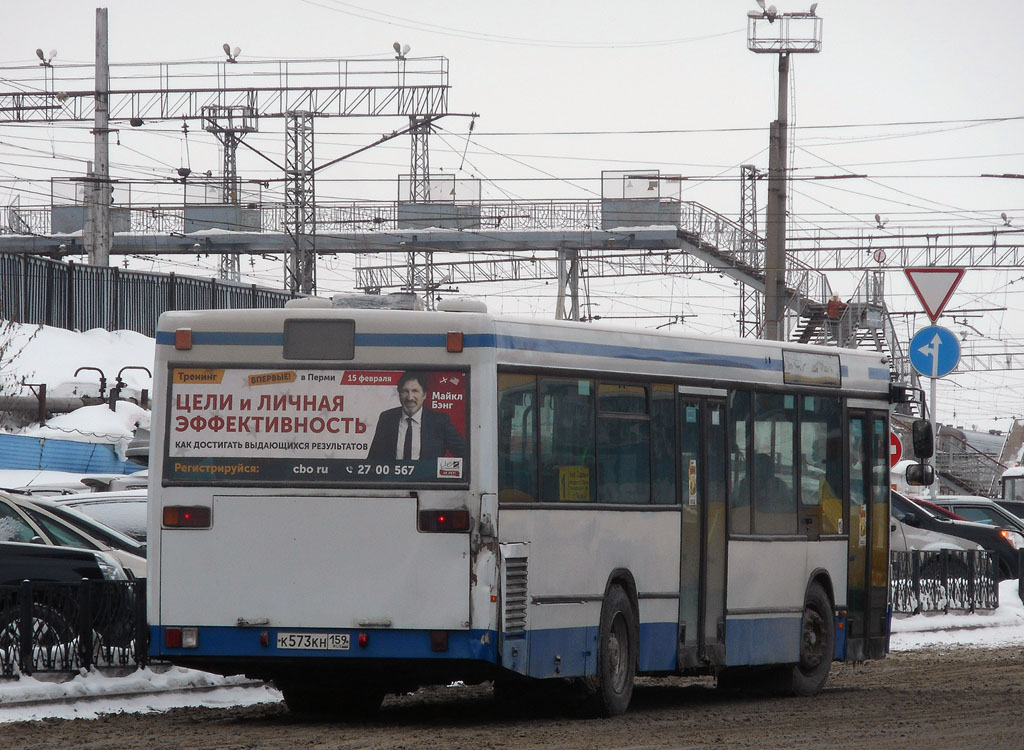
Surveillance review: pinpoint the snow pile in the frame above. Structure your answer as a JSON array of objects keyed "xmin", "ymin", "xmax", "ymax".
[
  {"xmin": 0, "ymin": 667, "xmax": 280, "ymax": 722},
  {"xmin": 16, "ymin": 401, "xmax": 151, "ymax": 457},
  {"xmin": 1, "ymin": 322, "xmax": 154, "ymax": 455},
  {"xmin": 1, "ymin": 323, "xmax": 154, "ymax": 402}
]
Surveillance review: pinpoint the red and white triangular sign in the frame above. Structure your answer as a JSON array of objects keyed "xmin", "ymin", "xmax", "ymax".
[{"xmin": 904, "ymin": 267, "xmax": 965, "ymax": 322}]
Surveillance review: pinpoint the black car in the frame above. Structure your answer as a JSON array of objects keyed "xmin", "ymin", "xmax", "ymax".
[
  {"xmin": 0, "ymin": 539, "xmax": 130, "ymax": 656},
  {"xmin": 928, "ymin": 495, "xmax": 1024, "ymax": 534},
  {"xmin": 0, "ymin": 539, "xmax": 127, "ymax": 585},
  {"xmin": 994, "ymin": 499, "xmax": 1024, "ymax": 522},
  {"xmin": 890, "ymin": 490, "xmax": 1022, "ymax": 580}
]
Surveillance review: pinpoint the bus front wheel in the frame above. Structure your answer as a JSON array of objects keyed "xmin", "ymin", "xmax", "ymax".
[{"xmin": 588, "ymin": 585, "xmax": 638, "ymax": 716}]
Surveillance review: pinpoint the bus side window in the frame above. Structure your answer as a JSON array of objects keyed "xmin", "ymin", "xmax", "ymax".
[
  {"xmin": 539, "ymin": 378, "xmax": 595, "ymax": 502},
  {"xmin": 498, "ymin": 373, "xmax": 538, "ymax": 502},
  {"xmin": 597, "ymin": 383, "xmax": 650, "ymax": 504},
  {"xmin": 728, "ymin": 390, "xmax": 752, "ymax": 534},
  {"xmin": 651, "ymin": 384, "xmax": 677, "ymax": 504},
  {"xmin": 751, "ymin": 392, "xmax": 796, "ymax": 535},
  {"xmin": 799, "ymin": 395, "xmax": 843, "ymax": 535}
]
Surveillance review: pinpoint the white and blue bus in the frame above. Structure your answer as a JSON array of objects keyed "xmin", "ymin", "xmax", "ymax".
[{"xmin": 147, "ymin": 297, "xmax": 903, "ymax": 716}]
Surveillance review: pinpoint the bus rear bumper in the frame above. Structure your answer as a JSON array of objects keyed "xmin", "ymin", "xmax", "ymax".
[{"xmin": 150, "ymin": 624, "xmax": 499, "ymax": 665}]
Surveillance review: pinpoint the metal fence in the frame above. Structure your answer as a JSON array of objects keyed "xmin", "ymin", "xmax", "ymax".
[
  {"xmin": 890, "ymin": 549, "xmax": 999, "ymax": 614},
  {"xmin": 0, "ymin": 254, "xmax": 296, "ymax": 337},
  {"xmin": 0, "ymin": 579, "xmax": 148, "ymax": 677}
]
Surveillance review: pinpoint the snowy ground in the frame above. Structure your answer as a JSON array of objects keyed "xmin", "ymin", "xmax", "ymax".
[{"xmin": 2, "ymin": 322, "xmax": 1023, "ymax": 722}]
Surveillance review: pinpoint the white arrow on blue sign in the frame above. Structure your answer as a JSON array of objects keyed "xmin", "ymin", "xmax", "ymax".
[{"xmin": 909, "ymin": 325, "xmax": 961, "ymax": 378}]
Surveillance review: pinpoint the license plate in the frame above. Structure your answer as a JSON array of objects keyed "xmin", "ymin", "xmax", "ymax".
[{"xmin": 276, "ymin": 632, "xmax": 350, "ymax": 651}]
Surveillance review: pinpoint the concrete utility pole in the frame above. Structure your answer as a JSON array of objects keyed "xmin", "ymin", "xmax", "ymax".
[
  {"xmin": 746, "ymin": 2, "xmax": 822, "ymax": 341},
  {"xmin": 764, "ymin": 52, "xmax": 789, "ymax": 341},
  {"xmin": 86, "ymin": 7, "xmax": 112, "ymax": 266}
]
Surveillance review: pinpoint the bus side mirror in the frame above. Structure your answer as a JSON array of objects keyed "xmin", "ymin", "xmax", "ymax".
[
  {"xmin": 906, "ymin": 462, "xmax": 935, "ymax": 486},
  {"xmin": 912, "ymin": 420, "xmax": 933, "ymax": 459}
]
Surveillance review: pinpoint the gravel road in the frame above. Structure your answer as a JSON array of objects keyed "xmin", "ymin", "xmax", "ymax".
[{"xmin": 4, "ymin": 646, "xmax": 1023, "ymax": 749}]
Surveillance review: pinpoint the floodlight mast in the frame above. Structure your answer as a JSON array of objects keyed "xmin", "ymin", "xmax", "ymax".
[{"xmin": 747, "ymin": 4, "xmax": 822, "ymax": 341}]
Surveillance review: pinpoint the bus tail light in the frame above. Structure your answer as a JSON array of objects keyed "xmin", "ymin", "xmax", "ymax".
[
  {"xmin": 165, "ymin": 627, "xmax": 199, "ymax": 648},
  {"xmin": 430, "ymin": 630, "xmax": 449, "ymax": 652},
  {"xmin": 419, "ymin": 509, "xmax": 470, "ymax": 533},
  {"xmin": 175, "ymin": 328, "xmax": 193, "ymax": 350},
  {"xmin": 163, "ymin": 505, "xmax": 212, "ymax": 528},
  {"xmin": 446, "ymin": 331, "xmax": 464, "ymax": 353}
]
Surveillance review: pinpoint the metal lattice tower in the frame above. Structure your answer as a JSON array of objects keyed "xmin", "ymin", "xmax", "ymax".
[
  {"xmin": 408, "ymin": 116, "xmax": 432, "ymax": 202},
  {"xmin": 203, "ymin": 105, "xmax": 257, "ymax": 282},
  {"xmin": 738, "ymin": 164, "xmax": 762, "ymax": 337},
  {"xmin": 403, "ymin": 250, "xmax": 436, "ymax": 309},
  {"xmin": 406, "ymin": 114, "xmax": 435, "ymax": 306},
  {"xmin": 284, "ymin": 111, "xmax": 315, "ymax": 295},
  {"xmin": 555, "ymin": 248, "xmax": 581, "ymax": 321}
]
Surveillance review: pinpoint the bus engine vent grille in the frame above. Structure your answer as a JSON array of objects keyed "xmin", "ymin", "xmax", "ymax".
[{"xmin": 503, "ymin": 557, "xmax": 528, "ymax": 634}]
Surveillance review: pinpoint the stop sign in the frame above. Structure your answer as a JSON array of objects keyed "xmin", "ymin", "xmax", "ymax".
[{"xmin": 890, "ymin": 432, "xmax": 903, "ymax": 467}]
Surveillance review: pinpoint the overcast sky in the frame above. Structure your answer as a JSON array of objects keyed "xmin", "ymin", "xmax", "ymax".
[{"xmin": 1, "ymin": 1, "xmax": 1022, "ymax": 430}]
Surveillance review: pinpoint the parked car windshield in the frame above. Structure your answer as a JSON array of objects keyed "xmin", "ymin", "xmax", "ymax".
[
  {"xmin": 29, "ymin": 500, "xmax": 145, "ymax": 556},
  {"xmin": 58, "ymin": 493, "xmax": 147, "ymax": 543}
]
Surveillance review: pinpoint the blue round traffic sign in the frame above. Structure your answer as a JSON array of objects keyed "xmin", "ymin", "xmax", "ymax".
[{"xmin": 909, "ymin": 325, "xmax": 961, "ymax": 378}]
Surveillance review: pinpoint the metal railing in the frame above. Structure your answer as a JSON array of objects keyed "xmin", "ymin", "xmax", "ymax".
[
  {"xmin": 936, "ymin": 432, "xmax": 1007, "ymax": 497},
  {"xmin": 0, "ymin": 254, "xmax": 296, "ymax": 338},
  {"xmin": 890, "ymin": 549, "xmax": 998, "ymax": 614},
  {"xmin": 0, "ymin": 579, "xmax": 148, "ymax": 677}
]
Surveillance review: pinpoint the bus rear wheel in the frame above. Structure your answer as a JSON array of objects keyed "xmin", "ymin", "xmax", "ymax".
[
  {"xmin": 784, "ymin": 582, "xmax": 835, "ymax": 696},
  {"xmin": 587, "ymin": 585, "xmax": 637, "ymax": 716}
]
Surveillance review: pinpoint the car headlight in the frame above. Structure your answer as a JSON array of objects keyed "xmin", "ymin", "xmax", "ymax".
[
  {"xmin": 94, "ymin": 551, "xmax": 128, "ymax": 580},
  {"xmin": 999, "ymin": 529, "xmax": 1024, "ymax": 549}
]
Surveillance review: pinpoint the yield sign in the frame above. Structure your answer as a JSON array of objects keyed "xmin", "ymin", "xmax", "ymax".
[{"xmin": 904, "ymin": 267, "xmax": 965, "ymax": 322}]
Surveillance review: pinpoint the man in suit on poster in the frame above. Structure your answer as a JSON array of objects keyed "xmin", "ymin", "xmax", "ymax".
[{"xmin": 367, "ymin": 371, "xmax": 465, "ymax": 461}]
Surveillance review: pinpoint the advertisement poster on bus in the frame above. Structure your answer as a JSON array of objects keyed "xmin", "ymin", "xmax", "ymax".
[{"xmin": 165, "ymin": 367, "xmax": 468, "ymax": 486}]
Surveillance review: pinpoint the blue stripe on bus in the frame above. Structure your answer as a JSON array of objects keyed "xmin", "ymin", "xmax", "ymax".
[
  {"xmin": 157, "ymin": 330, "xmax": 781, "ymax": 373},
  {"xmin": 724, "ymin": 616, "xmax": 801, "ymax": 666},
  {"xmin": 151, "ymin": 622, "xmax": 682, "ymax": 677},
  {"xmin": 490, "ymin": 334, "xmax": 780, "ymax": 371},
  {"xmin": 155, "ymin": 331, "xmax": 283, "ymax": 346},
  {"xmin": 151, "ymin": 618, "xmax": 842, "ymax": 676},
  {"xmin": 502, "ymin": 621, "xmax": 679, "ymax": 679},
  {"xmin": 156, "ymin": 329, "xmax": 888, "ymax": 381}
]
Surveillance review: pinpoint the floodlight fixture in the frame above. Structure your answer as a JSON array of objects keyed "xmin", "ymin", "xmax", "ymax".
[
  {"xmin": 223, "ymin": 43, "xmax": 240, "ymax": 63},
  {"xmin": 35, "ymin": 47, "xmax": 56, "ymax": 67}
]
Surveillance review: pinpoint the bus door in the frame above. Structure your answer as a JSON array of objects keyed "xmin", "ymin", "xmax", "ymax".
[
  {"xmin": 677, "ymin": 390, "xmax": 727, "ymax": 669},
  {"xmin": 845, "ymin": 410, "xmax": 890, "ymax": 661}
]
